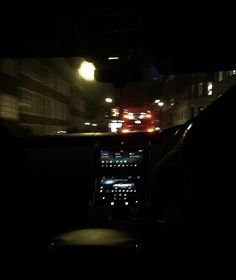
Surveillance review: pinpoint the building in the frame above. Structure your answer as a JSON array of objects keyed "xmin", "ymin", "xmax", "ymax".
[
  {"xmin": 151, "ymin": 71, "xmax": 236, "ymax": 129},
  {"xmin": 0, "ymin": 58, "xmax": 101, "ymax": 135}
]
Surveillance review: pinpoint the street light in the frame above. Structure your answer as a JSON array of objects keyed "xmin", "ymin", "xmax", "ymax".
[
  {"xmin": 158, "ymin": 102, "xmax": 164, "ymax": 107},
  {"xmin": 78, "ymin": 61, "xmax": 95, "ymax": 81},
  {"xmin": 154, "ymin": 99, "xmax": 160, "ymax": 104},
  {"xmin": 108, "ymin": 56, "xmax": 119, "ymax": 60},
  {"xmin": 105, "ymin": 98, "xmax": 113, "ymax": 103}
]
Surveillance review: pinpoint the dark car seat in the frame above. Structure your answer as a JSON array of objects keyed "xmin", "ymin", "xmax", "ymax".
[
  {"xmin": 149, "ymin": 84, "xmax": 236, "ymax": 272},
  {"xmin": 182, "ymin": 83, "xmax": 235, "ymax": 269},
  {"xmin": 0, "ymin": 122, "xmax": 46, "ymax": 276}
]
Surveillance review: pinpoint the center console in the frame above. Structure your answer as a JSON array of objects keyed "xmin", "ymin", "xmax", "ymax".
[
  {"xmin": 92, "ymin": 137, "xmax": 150, "ymax": 220},
  {"xmin": 46, "ymin": 135, "xmax": 153, "ymax": 273}
]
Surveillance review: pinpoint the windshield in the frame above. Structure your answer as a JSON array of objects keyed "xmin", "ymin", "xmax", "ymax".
[{"xmin": 0, "ymin": 57, "xmax": 235, "ymax": 136}]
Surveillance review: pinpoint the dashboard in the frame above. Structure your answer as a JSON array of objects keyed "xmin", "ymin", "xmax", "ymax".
[
  {"xmin": 24, "ymin": 132, "xmax": 174, "ymax": 229},
  {"xmin": 12, "ymin": 129, "xmax": 193, "ymax": 272}
]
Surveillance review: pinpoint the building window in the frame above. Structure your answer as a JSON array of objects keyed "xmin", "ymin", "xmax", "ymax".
[
  {"xmin": 0, "ymin": 94, "xmax": 18, "ymax": 120},
  {"xmin": 228, "ymin": 70, "xmax": 236, "ymax": 77},
  {"xmin": 175, "ymin": 112, "xmax": 178, "ymax": 121},
  {"xmin": 45, "ymin": 99, "xmax": 53, "ymax": 117},
  {"xmin": 218, "ymin": 71, "xmax": 223, "ymax": 82},
  {"xmin": 184, "ymin": 108, "xmax": 188, "ymax": 119},
  {"xmin": 198, "ymin": 82, "xmax": 204, "ymax": 96},
  {"xmin": 54, "ymin": 102, "xmax": 59, "ymax": 119},
  {"xmin": 191, "ymin": 107, "xmax": 195, "ymax": 118},
  {"xmin": 207, "ymin": 82, "xmax": 213, "ymax": 96},
  {"xmin": 184, "ymin": 86, "xmax": 188, "ymax": 98},
  {"xmin": 192, "ymin": 84, "xmax": 196, "ymax": 97}
]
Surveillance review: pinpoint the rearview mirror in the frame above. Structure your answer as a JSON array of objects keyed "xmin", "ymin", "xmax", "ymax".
[{"xmin": 94, "ymin": 62, "xmax": 143, "ymax": 88}]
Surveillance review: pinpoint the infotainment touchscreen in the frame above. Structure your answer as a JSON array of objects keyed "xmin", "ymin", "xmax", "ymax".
[
  {"xmin": 100, "ymin": 177, "xmax": 136, "ymax": 189},
  {"xmin": 96, "ymin": 176, "xmax": 141, "ymax": 206},
  {"xmin": 100, "ymin": 150, "xmax": 144, "ymax": 167}
]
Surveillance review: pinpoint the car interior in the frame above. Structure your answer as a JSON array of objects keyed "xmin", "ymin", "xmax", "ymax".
[{"xmin": 1, "ymin": 6, "xmax": 236, "ymax": 277}]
